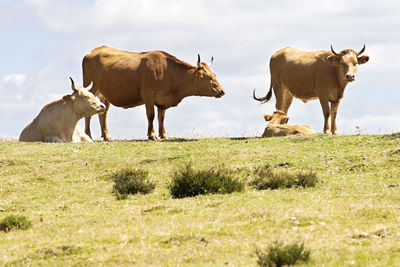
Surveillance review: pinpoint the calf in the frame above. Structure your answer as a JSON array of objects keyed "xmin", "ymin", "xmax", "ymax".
[
  {"xmin": 261, "ymin": 111, "xmax": 315, "ymax": 137},
  {"xmin": 19, "ymin": 78, "xmax": 105, "ymax": 143},
  {"xmin": 262, "ymin": 124, "xmax": 315, "ymax": 137}
]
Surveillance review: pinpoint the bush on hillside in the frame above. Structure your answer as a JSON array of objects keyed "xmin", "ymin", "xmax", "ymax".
[
  {"xmin": 250, "ymin": 164, "xmax": 317, "ymax": 190},
  {"xmin": 0, "ymin": 215, "xmax": 32, "ymax": 232},
  {"xmin": 255, "ymin": 241, "xmax": 311, "ymax": 267},
  {"xmin": 112, "ymin": 168, "xmax": 155, "ymax": 200},
  {"xmin": 169, "ymin": 163, "xmax": 245, "ymax": 198}
]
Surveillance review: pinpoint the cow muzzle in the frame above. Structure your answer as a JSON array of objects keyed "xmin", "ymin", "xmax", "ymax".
[
  {"xmin": 216, "ymin": 90, "xmax": 225, "ymax": 98},
  {"xmin": 98, "ymin": 104, "xmax": 106, "ymax": 113},
  {"xmin": 346, "ymin": 74, "xmax": 356, "ymax": 82}
]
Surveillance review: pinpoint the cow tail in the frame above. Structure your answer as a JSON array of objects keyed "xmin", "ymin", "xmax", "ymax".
[{"xmin": 253, "ymin": 81, "xmax": 273, "ymax": 104}]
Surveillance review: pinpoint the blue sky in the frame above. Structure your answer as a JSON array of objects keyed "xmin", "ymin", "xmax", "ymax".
[{"xmin": 2, "ymin": 0, "xmax": 400, "ymax": 139}]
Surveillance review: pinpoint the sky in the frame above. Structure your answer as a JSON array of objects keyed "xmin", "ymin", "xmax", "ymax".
[{"xmin": 1, "ymin": 0, "xmax": 400, "ymax": 140}]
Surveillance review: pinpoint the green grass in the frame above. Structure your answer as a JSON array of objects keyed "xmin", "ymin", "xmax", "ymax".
[{"xmin": 1, "ymin": 134, "xmax": 400, "ymax": 265}]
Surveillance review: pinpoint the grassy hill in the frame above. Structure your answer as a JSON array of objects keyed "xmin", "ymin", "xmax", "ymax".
[{"xmin": 1, "ymin": 134, "xmax": 400, "ymax": 266}]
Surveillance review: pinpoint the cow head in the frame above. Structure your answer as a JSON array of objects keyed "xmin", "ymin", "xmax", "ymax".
[
  {"xmin": 63, "ymin": 77, "xmax": 106, "ymax": 118},
  {"xmin": 327, "ymin": 45, "xmax": 369, "ymax": 83},
  {"xmin": 264, "ymin": 110, "xmax": 289, "ymax": 124},
  {"xmin": 194, "ymin": 55, "xmax": 225, "ymax": 98}
]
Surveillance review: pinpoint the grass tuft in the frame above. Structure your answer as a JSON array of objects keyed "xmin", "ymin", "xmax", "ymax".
[
  {"xmin": 0, "ymin": 215, "xmax": 32, "ymax": 232},
  {"xmin": 111, "ymin": 168, "xmax": 155, "ymax": 199},
  {"xmin": 169, "ymin": 163, "xmax": 245, "ymax": 198},
  {"xmin": 256, "ymin": 241, "xmax": 311, "ymax": 267},
  {"xmin": 250, "ymin": 164, "xmax": 317, "ymax": 190}
]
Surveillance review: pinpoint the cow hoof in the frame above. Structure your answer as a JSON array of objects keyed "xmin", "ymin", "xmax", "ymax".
[
  {"xmin": 160, "ymin": 135, "xmax": 168, "ymax": 140},
  {"xmin": 148, "ymin": 136, "xmax": 158, "ymax": 141},
  {"xmin": 103, "ymin": 137, "xmax": 111, "ymax": 142}
]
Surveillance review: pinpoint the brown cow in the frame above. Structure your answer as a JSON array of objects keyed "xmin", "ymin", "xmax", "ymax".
[
  {"xmin": 82, "ymin": 46, "xmax": 225, "ymax": 140},
  {"xmin": 253, "ymin": 45, "xmax": 369, "ymax": 134}
]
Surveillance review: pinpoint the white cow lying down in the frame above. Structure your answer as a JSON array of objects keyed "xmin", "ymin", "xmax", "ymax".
[
  {"xmin": 261, "ymin": 110, "xmax": 315, "ymax": 137},
  {"xmin": 19, "ymin": 77, "xmax": 105, "ymax": 143}
]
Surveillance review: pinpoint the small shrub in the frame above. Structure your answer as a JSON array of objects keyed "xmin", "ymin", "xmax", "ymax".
[
  {"xmin": 296, "ymin": 171, "xmax": 318, "ymax": 188},
  {"xmin": 256, "ymin": 241, "xmax": 311, "ymax": 267},
  {"xmin": 112, "ymin": 168, "xmax": 155, "ymax": 199},
  {"xmin": 169, "ymin": 163, "xmax": 245, "ymax": 198},
  {"xmin": 250, "ymin": 164, "xmax": 317, "ymax": 190},
  {"xmin": 0, "ymin": 215, "xmax": 32, "ymax": 232}
]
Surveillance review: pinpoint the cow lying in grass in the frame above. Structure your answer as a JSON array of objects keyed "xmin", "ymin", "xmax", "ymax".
[
  {"xmin": 262, "ymin": 110, "xmax": 315, "ymax": 137},
  {"xmin": 19, "ymin": 78, "xmax": 105, "ymax": 143}
]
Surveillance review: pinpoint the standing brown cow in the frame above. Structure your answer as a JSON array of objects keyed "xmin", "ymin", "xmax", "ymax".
[
  {"xmin": 82, "ymin": 46, "xmax": 225, "ymax": 140},
  {"xmin": 253, "ymin": 45, "xmax": 369, "ymax": 134}
]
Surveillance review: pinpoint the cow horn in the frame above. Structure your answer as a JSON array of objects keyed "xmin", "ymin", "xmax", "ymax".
[
  {"xmin": 197, "ymin": 54, "xmax": 202, "ymax": 68},
  {"xmin": 330, "ymin": 45, "xmax": 338, "ymax": 56},
  {"xmin": 209, "ymin": 56, "xmax": 214, "ymax": 67},
  {"xmin": 85, "ymin": 81, "xmax": 93, "ymax": 90},
  {"xmin": 69, "ymin": 77, "xmax": 78, "ymax": 92},
  {"xmin": 358, "ymin": 44, "xmax": 366, "ymax": 56}
]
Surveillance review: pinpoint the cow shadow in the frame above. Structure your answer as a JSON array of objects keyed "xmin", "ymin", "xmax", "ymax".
[
  {"xmin": 94, "ymin": 138, "xmax": 198, "ymax": 143},
  {"xmin": 161, "ymin": 138, "xmax": 198, "ymax": 143}
]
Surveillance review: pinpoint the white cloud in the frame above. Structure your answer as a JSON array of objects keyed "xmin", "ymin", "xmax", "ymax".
[{"xmin": 1, "ymin": 74, "xmax": 26, "ymax": 87}]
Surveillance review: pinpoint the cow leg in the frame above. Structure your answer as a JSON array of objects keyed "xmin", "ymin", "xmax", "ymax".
[
  {"xmin": 330, "ymin": 101, "xmax": 340, "ymax": 135},
  {"xmin": 280, "ymin": 94, "xmax": 293, "ymax": 115},
  {"xmin": 273, "ymin": 85, "xmax": 285, "ymax": 111},
  {"xmin": 84, "ymin": 116, "xmax": 92, "ymax": 139},
  {"xmin": 319, "ymin": 98, "xmax": 331, "ymax": 134},
  {"xmin": 99, "ymin": 101, "xmax": 111, "ymax": 141},
  {"xmin": 275, "ymin": 87, "xmax": 293, "ymax": 114},
  {"xmin": 157, "ymin": 107, "xmax": 167, "ymax": 139},
  {"xmin": 145, "ymin": 103, "xmax": 157, "ymax": 140}
]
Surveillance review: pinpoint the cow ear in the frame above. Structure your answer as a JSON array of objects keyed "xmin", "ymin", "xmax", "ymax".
[
  {"xmin": 63, "ymin": 94, "xmax": 75, "ymax": 102},
  {"xmin": 282, "ymin": 117, "xmax": 289, "ymax": 124},
  {"xmin": 358, "ymin": 55, "xmax": 369, "ymax": 65},
  {"xmin": 264, "ymin": 114, "xmax": 272, "ymax": 121},
  {"xmin": 327, "ymin": 55, "xmax": 340, "ymax": 65}
]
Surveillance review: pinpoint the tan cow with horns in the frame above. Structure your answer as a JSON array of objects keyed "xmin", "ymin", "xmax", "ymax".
[
  {"xmin": 19, "ymin": 78, "xmax": 106, "ymax": 143},
  {"xmin": 253, "ymin": 45, "xmax": 369, "ymax": 134},
  {"xmin": 82, "ymin": 46, "xmax": 225, "ymax": 140}
]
